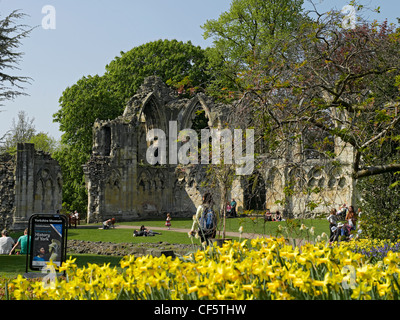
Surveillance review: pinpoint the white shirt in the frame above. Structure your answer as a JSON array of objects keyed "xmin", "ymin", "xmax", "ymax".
[
  {"xmin": 0, "ymin": 236, "xmax": 15, "ymax": 254},
  {"xmin": 327, "ymin": 214, "xmax": 337, "ymax": 225}
]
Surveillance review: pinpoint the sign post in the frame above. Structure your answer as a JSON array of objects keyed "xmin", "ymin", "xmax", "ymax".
[{"xmin": 25, "ymin": 214, "xmax": 68, "ymax": 277}]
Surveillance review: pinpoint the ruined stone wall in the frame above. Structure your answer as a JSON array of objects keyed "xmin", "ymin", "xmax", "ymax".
[
  {"xmin": 0, "ymin": 143, "xmax": 62, "ymax": 231},
  {"xmin": 84, "ymin": 77, "xmax": 226, "ymax": 223},
  {"xmin": 257, "ymin": 158, "xmax": 354, "ymax": 218},
  {"xmin": 84, "ymin": 76, "xmax": 355, "ymax": 222},
  {"xmin": 0, "ymin": 153, "xmax": 15, "ymax": 229}
]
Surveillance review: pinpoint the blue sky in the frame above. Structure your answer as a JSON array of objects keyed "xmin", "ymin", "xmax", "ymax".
[{"xmin": 0, "ymin": 0, "xmax": 398, "ymax": 141}]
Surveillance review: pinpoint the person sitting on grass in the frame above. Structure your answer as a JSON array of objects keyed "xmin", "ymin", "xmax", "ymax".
[
  {"xmin": 9, "ymin": 228, "xmax": 30, "ymax": 255},
  {"xmin": 102, "ymin": 218, "xmax": 116, "ymax": 229},
  {"xmin": 330, "ymin": 222, "xmax": 351, "ymax": 243},
  {"xmin": 275, "ymin": 211, "xmax": 282, "ymax": 221},
  {"xmin": 0, "ymin": 229, "xmax": 15, "ymax": 255},
  {"xmin": 264, "ymin": 209, "xmax": 272, "ymax": 222},
  {"xmin": 327, "ymin": 208, "xmax": 338, "ymax": 240}
]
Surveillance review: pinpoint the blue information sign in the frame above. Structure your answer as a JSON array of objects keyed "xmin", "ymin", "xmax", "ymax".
[{"xmin": 26, "ymin": 214, "xmax": 68, "ymax": 272}]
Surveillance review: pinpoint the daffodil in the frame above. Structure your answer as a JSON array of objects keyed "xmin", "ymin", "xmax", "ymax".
[{"xmin": 6, "ymin": 236, "xmax": 400, "ymax": 300}]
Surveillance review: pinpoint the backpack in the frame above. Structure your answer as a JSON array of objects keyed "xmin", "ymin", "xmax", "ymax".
[{"xmin": 200, "ymin": 206, "xmax": 216, "ymax": 232}]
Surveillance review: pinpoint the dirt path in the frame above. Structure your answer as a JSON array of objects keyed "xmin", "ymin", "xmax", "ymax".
[
  {"xmin": 114, "ymin": 224, "xmax": 268, "ymax": 240},
  {"xmin": 77, "ymin": 224, "xmax": 306, "ymax": 246}
]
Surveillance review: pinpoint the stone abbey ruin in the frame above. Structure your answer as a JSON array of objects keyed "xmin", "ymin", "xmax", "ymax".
[
  {"xmin": 83, "ymin": 76, "xmax": 356, "ymax": 223},
  {"xmin": 0, "ymin": 76, "xmax": 357, "ymax": 229}
]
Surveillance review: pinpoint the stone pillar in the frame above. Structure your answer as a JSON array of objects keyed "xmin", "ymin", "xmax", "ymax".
[{"xmin": 13, "ymin": 143, "xmax": 36, "ymax": 229}]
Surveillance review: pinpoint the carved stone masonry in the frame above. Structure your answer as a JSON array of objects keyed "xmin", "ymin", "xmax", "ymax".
[
  {"xmin": 84, "ymin": 76, "xmax": 356, "ymax": 223},
  {"xmin": 0, "ymin": 143, "xmax": 62, "ymax": 230}
]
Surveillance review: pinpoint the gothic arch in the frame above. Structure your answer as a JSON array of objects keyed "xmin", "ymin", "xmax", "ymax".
[
  {"xmin": 137, "ymin": 93, "xmax": 168, "ymax": 161},
  {"xmin": 138, "ymin": 92, "xmax": 168, "ymax": 132},
  {"xmin": 138, "ymin": 169, "xmax": 152, "ymax": 192},
  {"xmin": 243, "ymin": 170, "xmax": 266, "ymax": 211},
  {"xmin": 307, "ymin": 166, "xmax": 327, "ymax": 188},
  {"xmin": 179, "ymin": 95, "xmax": 214, "ymax": 131},
  {"xmin": 265, "ymin": 167, "xmax": 283, "ymax": 210},
  {"xmin": 288, "ymin": 167, "xmax": 307, "ymax": 192}
]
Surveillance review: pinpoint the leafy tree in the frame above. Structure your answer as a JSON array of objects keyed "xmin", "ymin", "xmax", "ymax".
[
  {"xmin": 1, "ymin": 110, "xmax": 58, "ymax": 155},
  {"xmin": 52, "ymin": 144, "xmax": 88, "ymax": 214},
  {"xmin": 1, "ymin": 110, "xmax": 35, "ymax": 153},
  {"xmin": 214, "ymin": 3, "xmax": 400, "ymax": 174},
  {"xmin": 28, "ymin": 132, "xmax": 58, "ymax": 154},
  {"xmin": 202, "ymin": 0, "xmax": 400, "ymax": 235},
  {"xmin": 277, "ymin": 7, "xmax": 400, "ymax": 237},
  {"xmin": 106, "ymin": 39, "xmax": 210, "ymax": 98},
  {"xmin": 54, "ymin": 75, "xmax": 121, "ymax": 155},
  {"xmin": 358, "ymin": 172, "xmax": 400, "ymax": 241},
  {"xmin": 199, "ymin": 0, "xmax": 307, "ymax": 221},
  {"xmin": 203, "ymin": 0, "xmax": 400, "ymax": 180},
  {"xmin": 288, "ymin": 16, "xmax": 400, "ymax": 180},
  {"xmin": 53, "ymin": 39, "xmax": 211, "ymax": 212},
  {"xmin": 202, "ymin": 0, "xmax": 306, "ymax": 99}
]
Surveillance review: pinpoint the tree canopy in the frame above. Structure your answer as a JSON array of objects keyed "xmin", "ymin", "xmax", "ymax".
[
  {"xmin": 205, "ymin": 1, "xmax": 400, "ymax": 180},
  {"xmin": 202, "ymin": 0, "xmax": 306, "ymax": 98},
  {"xmin": 1, "ymin": 110, "xmax": 58, "ymax": 155},
  {"xmin": 205, "ymin": 0, "xmax": 400, "ymax": 238}
]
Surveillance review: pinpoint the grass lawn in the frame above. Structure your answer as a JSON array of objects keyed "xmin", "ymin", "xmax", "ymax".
[
  {"xmin": 221, "ymin": 215, "xmax": 330, "ymax": 237},
  {"xmin": 118, "ymin": 216, "xmax": 331, "ymax": 239},
  {"xmin": 0, "ymin": 254, "xmax": 123, "ymax": 279},
  {"xmin": 67, "ymin": 227, "xmax": 196, "ymax": 244}
]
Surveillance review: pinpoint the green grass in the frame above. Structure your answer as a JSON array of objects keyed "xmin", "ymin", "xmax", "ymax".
[
  {"xmin": 67, "ymin": 217, "xmax": 331, "ymax": 245},
  {"xmin": 118, "ymin": 216, "xmax": 330, "ymax": 238},
  {"xmin": 229, "ymin": 216, "xmax": 330, "ymax": 238},
  {"xmin": 67, "ymin": 227, "xmax": 195, "ymax": 244},
  {"xmin": 0, "ymin": 254, "xmax": 123, "ymax": 279},
  {"xmin": 119, "ymin": 218, "xmax": 193, "ymax": 230}
]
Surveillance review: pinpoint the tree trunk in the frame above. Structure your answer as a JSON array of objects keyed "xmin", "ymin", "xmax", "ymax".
[{"xmin": 220, "ymin": 183, "xmax": 228, "ymax": 239}]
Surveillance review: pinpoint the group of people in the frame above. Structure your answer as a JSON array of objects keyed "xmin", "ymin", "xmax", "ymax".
[
  {"xmin": 132, "ymin": 213, "xmax": 171, "ymax": 236},
  {"xmin": 133, "ymin": 225, "xmax": 162, "ymax": 237},
  {"xmin": 226, "ymin": 199, "xmax": 237, "ymax": 217},
  {"xmin": 0, "ymin": 228, "xmax": 29, "ymax": 255},
  {"xmin": 327, "ymin": 204, "xmax": 362, "ymax": 242},
  {"xmin": 68, "ymin": 210, "xmax": 80, "ymax": 228},
  {"xmin": 264, "ymin": 209, "xmax": 283, "ymax": 222},
  {"xmin": 134, "ymin": 192, "xmax": 217, "ymax": 245}
]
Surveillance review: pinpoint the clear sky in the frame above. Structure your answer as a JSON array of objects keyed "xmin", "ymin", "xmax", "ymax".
[{"xmin": 0, "ymin": 0, "xmax": 398, "ymax": 142}]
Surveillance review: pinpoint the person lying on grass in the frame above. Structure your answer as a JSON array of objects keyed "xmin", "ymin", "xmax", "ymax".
[{"xmin": 133, "ymin": 225, "xmax": 161, "ymax": 237}]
